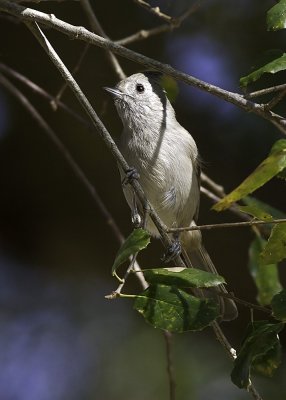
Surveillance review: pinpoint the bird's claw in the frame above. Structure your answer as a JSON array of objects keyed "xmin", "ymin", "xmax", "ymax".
[
  {"xmin": 122, "ymin": 167, "xmax": 140, "ymax": 185},
  {"xmin": 162, "ymin": 240, "xmax": 181, "ymax": 263}
]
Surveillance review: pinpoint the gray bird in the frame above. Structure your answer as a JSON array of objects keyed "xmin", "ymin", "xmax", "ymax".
[{"xmin": 105, "ymin": 72, "xmax": 237, "ymax": 321}]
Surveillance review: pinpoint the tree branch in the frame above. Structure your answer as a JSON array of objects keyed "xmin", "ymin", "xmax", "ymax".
[
  {"xmin": 163, "ymin": 331, "xmax": 176, "ymax": 400},
  {"xmin": 133, "ymin": 0, "xmax": 173, "ymax": 23},
  {"xmin": 25, "ymin": 20, "xmax": 183, "ymax": 267},
  {"xmin": 117, "ymin": 0, "xmax": 203, "ymax": 46},
  {"xmin": 0, "ymin": 71, "xmax": 148, "ymax": 290},
  {"xmin": 245, "ymin": 83, "xmax": 286, "ymax": 99},
  {"xmin": 167, "ymin": 218, "xmax": 286, "ymax": 233},
  {"xmin": 1, "ymin": 0, "xmax": 286, "ymax": 135}
]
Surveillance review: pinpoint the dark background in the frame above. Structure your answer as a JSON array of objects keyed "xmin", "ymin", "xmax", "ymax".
[{"xmin": 0, "ymin": 0, "xmax": 286, "ymax": 399}]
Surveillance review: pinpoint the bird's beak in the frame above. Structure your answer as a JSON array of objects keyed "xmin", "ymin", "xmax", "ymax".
[{"xmin": 103, "ymin": 86, "xmax": 123, "ymax": 98}]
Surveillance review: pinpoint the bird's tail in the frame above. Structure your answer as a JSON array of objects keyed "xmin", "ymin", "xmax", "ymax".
[{"xmin": 181, "ymin": 229, "xmax": 238, "ymax": 321}]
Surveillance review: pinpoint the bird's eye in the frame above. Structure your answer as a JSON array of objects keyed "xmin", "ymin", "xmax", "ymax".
[{"xmin": 136, "ymin": 83, "xmax": 145, "ymax": 93}]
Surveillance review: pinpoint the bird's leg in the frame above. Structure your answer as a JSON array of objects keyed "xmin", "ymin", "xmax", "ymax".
[{"xmin": 131, "ymin": 190, "xmax": 142, "ymax": 228}]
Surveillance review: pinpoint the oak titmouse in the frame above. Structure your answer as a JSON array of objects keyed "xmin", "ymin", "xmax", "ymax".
[{"xmin": 105, "ymin": 72, "xmax": 237, "ymax": 321}]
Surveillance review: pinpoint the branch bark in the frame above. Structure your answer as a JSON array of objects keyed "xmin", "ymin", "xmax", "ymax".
[{"xmin": 1, "ymin": 0, "xmax": 286, "ymax": 135}]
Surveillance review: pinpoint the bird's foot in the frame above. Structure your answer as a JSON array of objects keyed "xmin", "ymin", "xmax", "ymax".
[
  {"xmin": 162, "ymin": 240, "xmax": 181, "ymax": 263},
  {"xmin": 122, "ymin": 167, "xmax": 140, "ymax": 185}
]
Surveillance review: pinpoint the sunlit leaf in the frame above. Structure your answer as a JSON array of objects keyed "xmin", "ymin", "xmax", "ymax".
[
  {"xmin": 238, "ymin": 204, "xmax": 273, "ymax": 222},
  {"xmin": 260, "ymin": 223, "xmax": 286, "ymax": 265},
  {"xmin": 271, "ymin": 289, "xmax": 286, "ymax": 321},
  {"xmin": 134, "ymin": 284, "xmax": 219, "ymax": 332},
  {"xmin": 277, "ymin": 168, "xmax": 286, "ymax": 180},
  {"xmin": 242, "ymin": 197, "xmax": 286, "ymax": 235},
  {"xmin": 111, "ymin": 228, "xmax": 150, "ymax": 276},
  {"xmin": 267, "ymin": 0, "xmax": 286, "ymax": 31},
  {"xmin": 213, "ymin": 140, "xmax": 286, "ymax": 211},
  {"xmin": 248, "ymin": 236, "xmax": 282, "ymax": 305},
  {"xmin": 142, "ymin": 267, "xmax": 225, "ymax": 288},
  {"xmin": 240, "ymin": 53, "xmax": 286, "ymax": 87},
  {"xmin": 231, "ymin": 321, "xmax": 284, "ymax": 389},
  {"xmin": 242, "ymin": 197, "xmax": 286, "ymax": 219}
]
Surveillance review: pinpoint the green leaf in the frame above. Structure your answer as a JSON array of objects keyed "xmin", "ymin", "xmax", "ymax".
[
  {"xmin": 277, "ymin": 167, "xmax": 286, "ymax": 180},
  {"xmin": 271, "ymin": 289, "xmax": 286, "ymax": 321},
  {"xmin": 242, "ymin": 197, "xmax": 286, "ymax": 235},
  {"xmin": 134, "ymin": 284, "xmax": 219, "ymax": 332},
  {"xmin": 260, "ymin": 223, "xmax": 286, "ymax": 265},
  {"xmin": 267, "ymin": 0, "xmax": 286, "ymax": 31},
  {"xmin": 240, "ymin": 53, "xmax": 286, "ymax": 87},
  {"xmin": 111, "ymin": 228, "xmax": 150, "ymax": 276},
  {"xmin": 248, "ymin": 236, "xmax": 282, "ymax": 305},
  {"xmin": 242, "ymin": 196, "xmax": 286, "ymax": 219},
  {"xmin": 213, "ymin": 140, "xmax": 286, "ymax": 211},
  {"xmin": 238, "ymin": 204, "xmax": 273, "ymax": 222},
  {"xmin": 142, "ymin": 267, "xmax": 225, "ymax": 288},
  {"xmin": 252, "ymin": 340, "xmax": 282, "ymax": 377},
  {"xmin": 231, "ymin": 321, "xmax": 284, "ymax": 389}
]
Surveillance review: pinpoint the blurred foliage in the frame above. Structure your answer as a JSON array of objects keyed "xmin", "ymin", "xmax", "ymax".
[
  {"xmin": 231, "ymin": 321, "xmax": 284, "ymax": 389},
  {"xmin": 267, "ymin": 0, "xmax": 286, "ymax": 31},
  {"xmin": 272, "ymin": 289, "xmax": 286, "ymax": 322},
  {"xmin": 248, "ymin": 234, "xmax": 282, "ymax": 305}
]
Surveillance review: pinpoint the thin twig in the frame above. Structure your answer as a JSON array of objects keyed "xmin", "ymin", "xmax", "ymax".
[
  {"xmin": 53, "ymin": 0, "xmax": 126, "ymax": 106},
  {"xmin": 175, "ymin": 0, "xmax": 203, "ymax": 23},
  {"xmin": 200, "ymin": 186, "xmax": 253, "ymax": 221},
  {"xmin": 116, "ymin": 24, "xmax": 172, "ymax": 46},
  {"xmin": 265, "ymin": 88, "xmax": 286, "ymax": 110},
  {"xmin": 133, "ymin": 0, "xmax": 173, "ymax": 23},
  {"xmin": 118, "ymin": 0, "xmax": 204, "ymax": 46},
  {"xmin": 0, "ymin": 71, "xmax": 148, "ymax": 290},
  {"xmin": 0, "ymin": 62, "xmax": 92, "ymax": 128},
  {"xmin": 210, "ymin": 291, "xmax": 272, "ymax": 314},
  {"xmin": 106, "ymin": 252, "xmax": 146, "ymax": 299},
  {"xmin": 80, "ymin": 0, "xmax": 125, "ymax": 80},
  {"xmin": 167, "ymin": 218, "xmax": 286, "ymax": 233},
  {"xmin": 201, "ymin": 172, "xmax": 225, "ymax": 197},
  {"xmin": 1, "ymin": 1, "xmax": 286, "ymax": 136},
  {"xmin": 245, "ymin": 83, "xmax": 286, "ymax": 99},
  {"xmin": 163, "ymin": 331, "xmax": 176, "ymax": 400},
  {"xmin": 52, "ymin": 42, "xmax": 90, "ymax": 108}
]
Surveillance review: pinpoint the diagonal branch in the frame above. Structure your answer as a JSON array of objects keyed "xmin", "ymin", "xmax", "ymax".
[
  {"xmin": 0, "ymin": 16, "xmax": 264, "ymax": 398},
  {"xmin": 25, "ymin": 20, "xmax": 181, "ymax": 265},
  {"xmin": 1, "ymin": 0, "xmax": 286, "ymax": 135}
]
